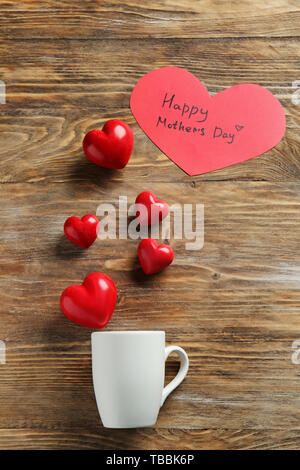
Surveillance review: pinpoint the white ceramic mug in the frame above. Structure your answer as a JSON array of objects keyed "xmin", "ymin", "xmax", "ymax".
[{"xmin": 91, "ymin": 331, "xmax": 189, "ymax": 428}]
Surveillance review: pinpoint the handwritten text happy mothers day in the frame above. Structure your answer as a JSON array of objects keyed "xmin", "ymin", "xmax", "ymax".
[{"xmin": 156, "ymin": 92, "xmax": 244, "ymax": 144}]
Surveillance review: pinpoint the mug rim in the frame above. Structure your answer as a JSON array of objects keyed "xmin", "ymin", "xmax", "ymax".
[{"xmin": 92, "ymin": 330, "xmax": 165, "ymax": 338}]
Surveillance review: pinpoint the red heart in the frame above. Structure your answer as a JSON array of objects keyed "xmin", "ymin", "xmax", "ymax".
[
  {"xmin": 64, "ymin": 214, "xmax": 100, "ymax": 249},
  {"xmin": 135, "ymin": 191, "xmax": 169, "ymax": 226},
  {"xmin": 83, "ymin": 119, "xmax": 134, "ymax": 169},
  {"xmin": 130, "ymin": 67, "xmax": 286, "ymax": 175},
  {"xmin": 138, "ymin": 238, "xmax": 174, "ymax": 275},
  {"xmin": 60, "ymin": 272, "xmax": 117, "ymax": 328}
]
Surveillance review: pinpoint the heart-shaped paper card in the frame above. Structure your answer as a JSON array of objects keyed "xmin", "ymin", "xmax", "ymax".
[{"xmin": 130, "ymin": 67, "xmax": 286, "ymax": 175}]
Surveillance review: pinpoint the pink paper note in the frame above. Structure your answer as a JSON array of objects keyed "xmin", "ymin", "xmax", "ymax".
[{"xmin": 130, "ymin": 67, "xmax": 286, "ymax": 175}]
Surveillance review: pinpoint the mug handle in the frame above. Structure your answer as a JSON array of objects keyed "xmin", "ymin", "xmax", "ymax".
[{"xmin": 161, "ymin": 345, "xmax": 189, "ymax": 406}]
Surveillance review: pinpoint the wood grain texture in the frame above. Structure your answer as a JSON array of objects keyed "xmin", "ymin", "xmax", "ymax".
[
  {"xmin": 0, "ymin": 0, "xmax": 299, "ymax": 39},
  {"xmin": 0, "ymin": 0, "xmax": 299, "ymax": 450}
]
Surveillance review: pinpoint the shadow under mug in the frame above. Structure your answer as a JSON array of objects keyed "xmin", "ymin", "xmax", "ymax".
[{"xmin": 91, "ymin": 331, "xmax": 189, "ymax": 428}]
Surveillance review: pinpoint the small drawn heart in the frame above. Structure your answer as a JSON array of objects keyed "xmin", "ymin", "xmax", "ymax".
[{"xmin": 130, "ymin": 67, "xmax": 286, "ymax": 175}]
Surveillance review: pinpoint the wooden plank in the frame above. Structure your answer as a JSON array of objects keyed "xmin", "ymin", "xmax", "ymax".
[
  {"xmin": 0, "ymin": 0, "xmax": 299, "ymax": 40},
  {"xmin": 1, "ymin": 38, "xmax": 298, "ymax": 108},
  {"xmin": 0, "ymin": 428, "xmax": 300, "ymax": 450},
  {"xmin": 0, "ymin": 105, "xmax": 299, "ymax": 183}
]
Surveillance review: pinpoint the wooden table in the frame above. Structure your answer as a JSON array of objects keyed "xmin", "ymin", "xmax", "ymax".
[{"xmin": 0, "ymin": 0, "xmax": 299, "ymax": 450}]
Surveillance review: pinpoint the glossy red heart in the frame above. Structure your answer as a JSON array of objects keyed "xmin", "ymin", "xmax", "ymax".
[
  {"xmin": 130, "ymin": 67, "xmax": 286, "ymax": 175},
  {"xmin": 138, "ymin": 238, "xmax": 174, "ymax": 275},
  {"xmin": 60, "ymin": 272, "xmax": 117, "ymax": 328},
  {"xmin": 83, "ymin": 119, "xmax": 134, "ymax": 169},
  {"xmin": 64, "ymin": 214, "xmax": 100, "ymax": 249},
  {"xmin": 135, "ymin": 191, "xmax": 169, "ymax": 226}
]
